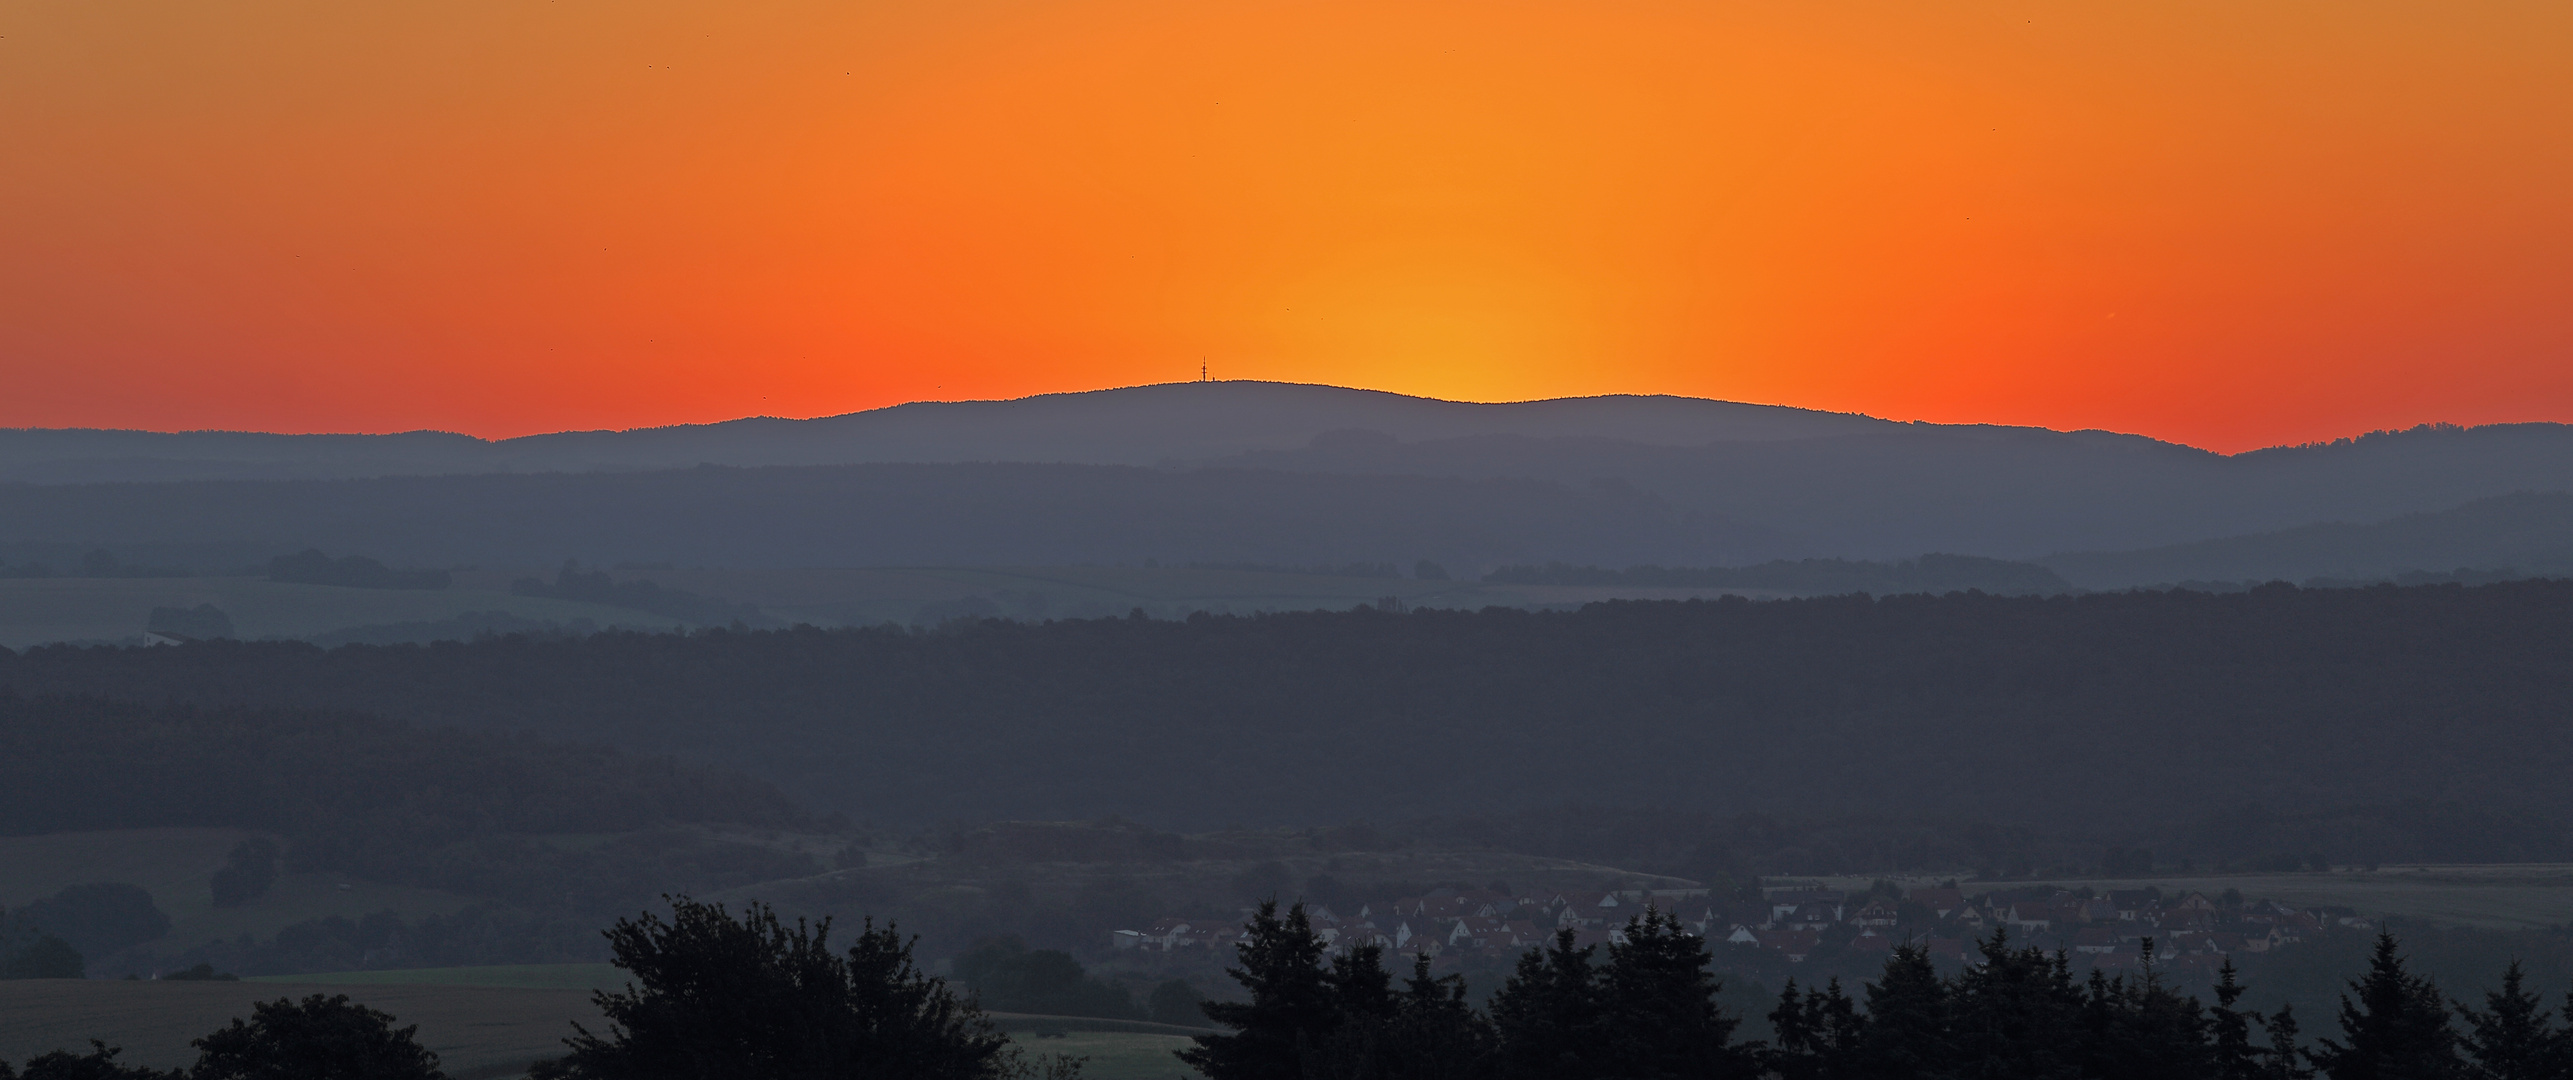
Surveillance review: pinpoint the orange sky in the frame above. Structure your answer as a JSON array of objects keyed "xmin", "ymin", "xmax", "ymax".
[{"xmin": 3, "ymin": 1, "xmax": 2569, "ymax": 452}]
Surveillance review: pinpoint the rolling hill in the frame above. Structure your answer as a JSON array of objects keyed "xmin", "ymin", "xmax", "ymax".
[
  {"xmin": 7, "ymin": 383, "xmax": 2573, "ymax": 564},
  {"xmin": 2043, "ymin": 491, "xmax": 2573, "ymax": 588}
]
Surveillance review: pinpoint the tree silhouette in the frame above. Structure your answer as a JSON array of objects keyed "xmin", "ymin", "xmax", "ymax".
[
  {"xmin": 190, "ymin": 994, "xmax": 444, "ymax": 1080},
  {"xmin": 1597, "ymin": 909, "xmax": 1757, "ymax": 1080},
  {"xmin": 1179, "ymin": 901, "xmax": 1338, "ymax": 1080},
  {"xmin": 1488, "ymin": 928, "xmax": 1604, "ymax": 1080},
  {"xmin": 2456, "ymin": 961, "xmax": 2560, "ymax": 1080},
  {"xmin": 534, "ymin": 897, "xmax": 1012, "ymax": 1080},
  {"xmin": 2311, "ymin": 932, "xmax": 2459, "ymax": 1080}
]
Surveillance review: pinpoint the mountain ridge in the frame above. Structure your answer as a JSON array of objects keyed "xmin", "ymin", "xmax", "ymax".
[{"xmin": 0, "ymin": 382, "xmax": 1906, "ymax": 484}]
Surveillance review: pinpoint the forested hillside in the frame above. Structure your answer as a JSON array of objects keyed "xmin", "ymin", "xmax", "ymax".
[
  {"xmin": 7, "ymin": 581, "xmax": 2572, "ymax": 847},
  {"xmin": 0, "ymin": 694, "xmax": 816, "ymax": 913}
]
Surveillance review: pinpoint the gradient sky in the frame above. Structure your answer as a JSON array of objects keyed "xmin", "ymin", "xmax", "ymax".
[{"xmin": 4, "ymin": 1, "xmax": 2569, "ymax": 451}]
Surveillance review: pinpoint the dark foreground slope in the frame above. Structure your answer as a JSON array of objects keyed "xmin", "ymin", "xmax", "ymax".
[{"xmin": 7, "ymin": 581, "xmax": 2570, "ymax": 832}]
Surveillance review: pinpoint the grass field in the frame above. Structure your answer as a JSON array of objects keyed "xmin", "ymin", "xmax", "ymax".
[
  {"xmin": 1805, "ymin": 864, "xmax": 2573, "ymax": 930},
  {"xmin": 0, "ymin": 577, "xmax": 660, "ymax": 648},
  {"xmin": 1006, "ymin": 1031, "xmax": 1201, "ymax": 1080},
  {"xmin": 0, "ymin": 828, "xmax": 482, "ymax": 973}
]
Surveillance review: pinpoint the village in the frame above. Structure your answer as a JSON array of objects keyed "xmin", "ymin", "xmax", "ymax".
[{"xmin": 1112, "ymin": 880, "xmax": 2376, "ymax": 979}]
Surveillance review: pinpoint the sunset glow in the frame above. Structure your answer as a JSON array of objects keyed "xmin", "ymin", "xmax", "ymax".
[{"xmin": 4, "ymin": 0, "xmax": 2569, "ymax": 450}]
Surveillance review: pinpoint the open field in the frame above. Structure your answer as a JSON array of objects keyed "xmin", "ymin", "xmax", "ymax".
[
  {"xmin": 0, "ymin": 577, "xmax": 660, "ymax": 648},
  {"xmin": 0, "ymin": 829, "xmax": 483, "ymax": 972},
  {"xmin": 1800, "ymin": 864, "xmax": 2573, "ymax": 930},
  {"xmin": 1005, "ymin": 1031, "xmax": 1201, "ymax": 1080},
  {"xmin": 0, "ymin": 978, "xmax": 599, "ymax": 1079}
]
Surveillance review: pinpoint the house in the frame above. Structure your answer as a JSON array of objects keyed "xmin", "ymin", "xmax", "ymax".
[
  {"xmin": 1767, "ymin": 890, "xmax": 1846, "ymax": 925},
  {"xmin": 1846, "ymin": 930, "xmax": 1894, "ymax": 955},
  {"xmin": 2071, "ymin": 928, "xmax": 2124, "ymax": 955},
  {"xmin": 1907, "ymin": 888, "xmax": 1965, "ymax": 918},
  {"xmin": 1557, "ymin": 892, "xmax": 1625, "ymax": 928},
  {"xmin": 2005, "ymin": 902, "xmax": 2054, "ymax": 932},
  {"xmin": 1723, "ymin": 924, "xmax": 1761, "ymax": 947},
  {"xmin": 1783, "ymin": 904, "xmax": 1839, "ymax": 932},
  {"xmin": 1754, "ymin": 930, "xmax": 1822, "ymax": 963},
  {"xmin": 1851, "ymin": 900, "xmax": 1901, "ymax": 927}
]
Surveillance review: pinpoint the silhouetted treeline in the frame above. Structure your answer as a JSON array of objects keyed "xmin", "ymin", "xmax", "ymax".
[
  {"xmin": 2, "ymin": 993, "xmax": 446, "ymax": 1080},
  {"xmin": 0, "ymin": 693, "xmax": 814, "ymax": 915},
  {"xmin": 1190, "ymin": 908, "xmax": 2572, "ymax": 1080},
  {"xmin": 1484, "ymin": 554, "xmax": 2073, "ymax": 596},
  {"xmin": 8, "ymin": 581, "xmax": 2572, "ymax": 847},
  {"xmin": 266, "ymin": 549, "xmax": 449, "ymax": 590}
]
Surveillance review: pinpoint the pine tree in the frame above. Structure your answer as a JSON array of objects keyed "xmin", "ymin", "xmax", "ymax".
[
  {"xmin": 1307, "ymin": 953, "xmax": 1496, "ymax": 1080},
  {"xmin": 1327, "ymin": 943, "xmax": 1397, "ymax": 1027},
  {"xmin": 2311, "ymin": 932, "xmax": 2459, "ymax": 1080},
  {"xmin": 1946, "ymin": 929, "xmax": 2084, "ymax": 1080},
  {"xmin": 1849, "ymin": 944, "xmax": 1951, "ymax": 1080},
  {"xmin": 1769, "ymin": 978, "xmax": 1866, "ymax": 1080},
  {"xmin": 1596, "ymin": 909, "xmax": 1757, "ymax": 1080},
  {"xmin": 2457, "ymin": 961, "xmax": 2562, "ymax": 1080},
  {"xmin": 1180, "ymin": 901, "xmax": 1338, "ymax": 1080},
  {"xmin": 2083, "ymin": 940, "xmax": 2211, "ymax": 1080},
  {"xmin": 1489, "ymin": 928, "xmax": 1605, "ymax": 1080},
  {"xmin": 2264, "ymin": 1005, "xmax": 2318, "ymax": 1080},
  {"xmin": 2213, "ymin": 960, "xmax": 2265, "ymax": 1080}
]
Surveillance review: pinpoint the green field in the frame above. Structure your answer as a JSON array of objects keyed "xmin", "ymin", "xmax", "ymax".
[
  {"xmin": 1006, "ymin": 1031, "xmax": 1201, "ymax": 1080},
  {"xmin": 0, "ymin": 576, "xmax": 663, "ymax": 648},
  {"xmin": 0, "ymin": 828, "xmax": 482, "ymax": 973},
  {"xmin": 1806, "ymin": 864, "xmax": 2573, "ymax": 930}
]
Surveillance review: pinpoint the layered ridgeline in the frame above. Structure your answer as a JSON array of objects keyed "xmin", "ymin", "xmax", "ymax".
[
  {"xmin": 7, "ymin": 383, "xmax": 2573, "ymax": 570},
  {"xmin": 8, "ymin": 581, "xmax": 2572, "ymax": 847}
]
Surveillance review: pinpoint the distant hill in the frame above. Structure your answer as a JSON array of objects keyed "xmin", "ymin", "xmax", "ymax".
[
  {"xmin": 0, "ymin": 382, "xmax": 1891, "ymax": 483},
  {"xmin": 1201, "ymin": 421, "xmax": 2573, "ymax": 557},
  {"xmin": 9, "ymin": 383, "xmax": 2573, "ymax": 560},
  {"xmin": 0, "ymin": 463, "xmax": 1798, "ymax": 572},
  {"xmin": 2045, "ymin": 491, "xmax": 2573, "ymax": 588},
  {"xmin": 1484, "ymin": 554, "xmax": 2073, "ymax": 596}
]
